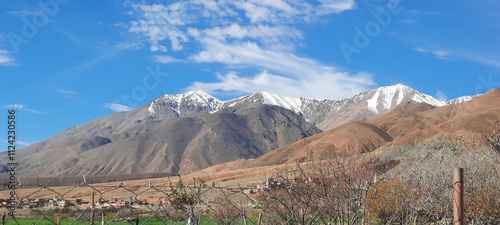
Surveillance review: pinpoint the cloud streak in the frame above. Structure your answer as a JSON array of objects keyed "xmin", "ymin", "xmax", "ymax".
[
  {"xmin": 154, "ymin": 55, "xmax": 182, "ymax": 63},
  {"xmin": 103, "ymin": 103, "xmax": 134, "ymax": 112},
  {"xmin": 4, "ymin": 104, "xmax": 43, "ymax": 113},
  {"xmin": 0, "ymin": 50, "xmax": 15, "ymax": 65},
  {"xmin": 414, "ymin": 47, "xmax": 452, "ymax": 60}
]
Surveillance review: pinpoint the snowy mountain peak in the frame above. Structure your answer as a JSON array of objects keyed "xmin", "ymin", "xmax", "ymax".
[
  {"xmin": 183, "ymin": 90, "xmax": 213, "ymax": 98},
  {"xmin": 144, "ymin": 84, "xmax": 480, "ymax": 128},
  {"xmin": 368, "ymin": 84, "xmax": 441, "ymax": 114},
  {"xmin": 224, "ymin": 91, "xmax": 304, "ymax": 114},
  {"xmin": 147, "ymin": 90, "xmax": 223, "ymax": 118}
]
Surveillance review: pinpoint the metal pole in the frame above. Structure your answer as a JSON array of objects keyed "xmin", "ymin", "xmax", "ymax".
[
  {"xmin": 91, "ymin": 191, "xmax": 95, "ymax": 225},
  {"xmin": 453, "ymin": 168, "xmax": 464, "ymax": 225}
]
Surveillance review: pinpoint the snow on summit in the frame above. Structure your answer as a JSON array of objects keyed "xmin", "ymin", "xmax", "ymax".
[{"xmin": 146, "ymin": 85, "xmax": 478, "ymax": 120}]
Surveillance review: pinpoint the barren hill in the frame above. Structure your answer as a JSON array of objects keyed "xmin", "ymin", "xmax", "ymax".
[{"xmin": 0, "ymin": 103, "xmax": 320, "ymax": 177}]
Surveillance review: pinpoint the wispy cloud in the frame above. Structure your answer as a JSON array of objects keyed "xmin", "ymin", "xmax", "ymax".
[
  {"xmin": 7, "ymin": 10, "xmax": 43, "ymax": 16},
  {"xmin": 56, "ymin": 88, "xmax": 80, "ymax": 99},
  {"xmin": 57, "ymin": 89, "xmax": 79, "ymax": 95},
  {"xmin": 436, "ymin": 89, "xmax": 447, "ymax": 101},
  {"xmin": 406, "ymin": 9, "xmax": 444, "ymax": 16},
  {"xmin": 415, "ymin": 46, "xmax": 500, "ymax": 69},
  {"xmin": 0, "ymin": 138, "xmax": 32, "ymax": 147},
  {"xmin": 414, "ymin": 47, "xmax": 453, "ymax": 60},
  {"xmin": 115, "ymin": 41, "xmax": 144, "ymax": 50},
  {"xmin": 451, "ymin": 48, "xmax": 500, "ymax": 69},
  {"xmin": 126, "ymin": 0, "xmax": 371, "ymax": 99},
  {"xmin": 103, "ymin": 103, "xmax": 134, "ymax": 112},
  {"xmin": 0, "ymin": 49, "xmax": 15, "ymax": 65},
  {"xmin": 154, "ymin": 55, "xmax": 182, "ymax": 63},
  {"xmin": 4, "ymin": 104, "xmax": 43, "ymax": 113}
]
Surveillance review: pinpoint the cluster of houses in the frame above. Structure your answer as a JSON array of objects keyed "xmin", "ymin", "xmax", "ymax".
[
  {"xmin": 1, "ymin": 196, "xmax": 171, "ymax": 209},
  {"xmin": 1, "ymin": 176, "xmax": 332, "ymax": 210},
  {"xmin": 231, "ymin": 176, "xmax": 323, "ymax": 195}
]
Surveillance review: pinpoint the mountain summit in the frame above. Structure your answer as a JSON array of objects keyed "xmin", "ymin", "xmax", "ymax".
[{"xmin": 145, "ymin": 84, "xmax": 478, "ymax": 131}]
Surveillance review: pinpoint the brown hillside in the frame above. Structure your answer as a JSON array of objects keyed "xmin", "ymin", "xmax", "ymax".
[
  {"xmin": 376, "ymin": 89, "xmax": 500, "ymax": 148},
  {"xmin": 245, "ymin": 121, "xmax": 393, "ymax": 167}
]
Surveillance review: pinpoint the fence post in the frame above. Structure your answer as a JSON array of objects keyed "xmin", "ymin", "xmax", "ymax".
[
  {"xmin": 91, "ymin": 191, "xmax": 95, "ymax": 225},
  {"xmin": 453, "ymin": 168, "xmax": 464, "ymax": 225},
  {"xmin": 57, "ymin": 217, "xmax": 60, "ymax": 225}
]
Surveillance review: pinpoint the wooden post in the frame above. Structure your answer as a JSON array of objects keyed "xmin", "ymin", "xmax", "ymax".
[
  {"xmin": 57, "ymin": 217, "xmax": 60, "ymax": 225},
  {"xmin": 2, "ymin": 212, "xmax": 5, "ymax": 225},
  {"xmin": 136, "ymin": 218, "xmax": 139, "ymax": 225},
  {"xmin": 91, "ymin": 191, "xmax": 95, "ymax": 225},
  {"xmin": 453, "ymin": 168, "xmax": 464, "ymax": 225},
  {"xmin": 257, "ymin": 213, "xmax": 262, "ymax": 225}
]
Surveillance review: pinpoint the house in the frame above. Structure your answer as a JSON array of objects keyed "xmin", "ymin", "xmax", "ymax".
[{"xmin": 114, "ymin": 200, "xmax": 130, "ymax": 208}]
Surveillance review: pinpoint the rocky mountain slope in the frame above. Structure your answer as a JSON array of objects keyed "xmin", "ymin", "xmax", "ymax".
[
  {"xmin": 0, "ymin": 84, "xmax": 481, "ymax": 177},
  {"xmin": 1, "ymin": 103, "xmax": 320, "ymax": 177}
]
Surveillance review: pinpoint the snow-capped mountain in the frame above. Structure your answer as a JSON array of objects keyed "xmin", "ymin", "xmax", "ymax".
[
  {"xmin": 4, "ymin": 83, "xmax": 485, "ymax": 178},
  {"xmin": 145, "ymin": 84, "xmax": 479, "ymax": 131},
  {"xmin": 147, "ymin": 90, "xmax": 223, "ymax": 119},
  {"xmin": 317, "ymin": 84, "xmax": 480, "ymax": 130}
]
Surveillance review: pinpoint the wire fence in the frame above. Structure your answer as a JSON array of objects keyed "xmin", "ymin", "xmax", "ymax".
[
  {"xmin": 1, "ymin": 178, "xmax": 269, "ymax": 225},
  {"xmin": 2, "ymin": 151, "xmax": 500, "ymax": 224}
]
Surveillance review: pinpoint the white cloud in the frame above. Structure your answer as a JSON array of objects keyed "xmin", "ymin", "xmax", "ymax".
[
  {"xmin": 186, "ymin": 69, "xmax": 373, "ymax": 99},
  {"xmin": 449, "ymin": 48, "xmax": 500, "ymax": 69},
  {"xmin": 436, "ymin": 89, "xmax": 447, "ymax": 101},
  {"xmin": 126, "ymin": 1, "xmax": 367, "ymax": 99},
  {"xmin": 4, "ymin": 104, "xmax": 42, "ymax": 113},
  {"xmin": 187, "ymin": 41, "xmax": 374, "ymax": 99},
  {"xmin": 103, "ymin": 103, "xmax": 134, "ymax": 112},
  {"xmin": 414, "ymin": 47, "xmax": 452, "ymax": 60},
  {"xmin": 154, "ymin": 55, "xmax": 182, "ymax": 63},
  {"xmin": 57, "ymin": 88, "xmax": 79, "ymax": 95},
  {"xmin": 115, "ymin": 41, "xmax": 144, "ymax": 50},
  {"xmin": 56, "ymin": 88, "xmax": 80, "ymax": 100},
  {"xmin": 127, "ymin": 0, "xmax": 353, "ymax": 53},
  {"xmin": 0, "ymin": 50, "xmax": 15, "ymax": 65},
  {"xmin": 317, "ymin": 0, "xmax": 356, "ymax": 15}
]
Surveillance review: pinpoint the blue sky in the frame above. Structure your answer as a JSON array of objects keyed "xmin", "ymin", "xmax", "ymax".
[{"xmin": 1, "ymin": 0, "xmax": 499, "ymax": 147}]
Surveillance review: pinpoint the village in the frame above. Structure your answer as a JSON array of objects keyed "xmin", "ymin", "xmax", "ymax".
[{"xmin": 0, "ymin": 176, "xmax": 325, "ymax": 211}]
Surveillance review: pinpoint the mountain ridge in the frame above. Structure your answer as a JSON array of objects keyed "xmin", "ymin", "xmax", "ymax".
[{"xmin": 146, "ymin": 84, "xmax": 480, "ymax": 130}]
